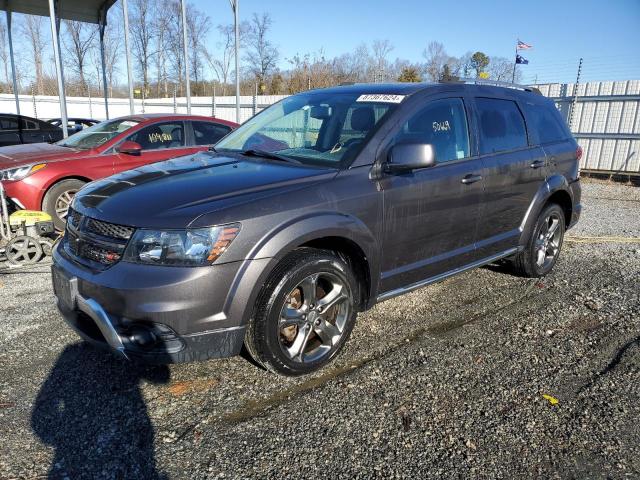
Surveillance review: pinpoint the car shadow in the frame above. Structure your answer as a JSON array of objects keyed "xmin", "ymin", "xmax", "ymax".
[{"xmin": 31, "ymin": 342, "xmax": 170, "ymax": 479}]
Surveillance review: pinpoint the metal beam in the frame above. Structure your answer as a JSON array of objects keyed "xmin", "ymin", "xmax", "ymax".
[
  {"xmin": 180, "ymin": 0, "xmax": 191, "ymax": 114},
  {"xmin": 230, "ymin": 0, "xmax": 240, "ymax": 123},
  {"xmin": 48, "ymin": 0, "xmax": 68, "ymax": 137},
  {"xmin": 122, "ymin": 0, "xmax": 134, "ymax": 115},
  {"xmin": 5, "ymin": 8, "xmax": 19, "ymax": 115},
  {"xmin": 98, "ymin": 5, "xmax": 109, "ymax": 119}
]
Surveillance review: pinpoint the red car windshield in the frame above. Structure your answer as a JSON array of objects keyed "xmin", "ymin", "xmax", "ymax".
[{"xmin": 57, "ymin": 118, "xmax": 140, "ymax": 150}]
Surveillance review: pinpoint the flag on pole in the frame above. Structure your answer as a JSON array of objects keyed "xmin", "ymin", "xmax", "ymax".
[
  {"xmin": 516, "ymin": 54, "xmax": 529, "ymax": 64},
  {"xmin": 517, "ymin": 40, "xmax": 533, "ymax": 50}
]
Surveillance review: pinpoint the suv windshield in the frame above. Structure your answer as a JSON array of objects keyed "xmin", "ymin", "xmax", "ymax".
[
  {"xmin": 216, "ymin": 92, "xmax": 400, "ymax": 167},
  {"xmin": 57, "ymin": 118, "xmax": 140, "ymax": 150}
]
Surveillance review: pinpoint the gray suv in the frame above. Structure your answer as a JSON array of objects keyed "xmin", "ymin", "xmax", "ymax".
[{"xmin": 52, "ymin": 81, "xmax": 582, "ymax": 376}]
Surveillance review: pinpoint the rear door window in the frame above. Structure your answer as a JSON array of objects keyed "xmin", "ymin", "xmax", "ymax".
[
  {"xmin": 392, "ymin": 98, "xmax": 470, "ymax": 162},
  {"xmin": 523, "ymin": 103, "xmax": 569, "ymax": 144},
  {"xmin": 476, "ymin": 98, "xmax": 528, "ymax": 154},
  {"xmin": 192, "ymin": 121, "xmax": 232, "ymax": 146},
  {"xmin": 126, "ymin": 122, "xmax": 185, "ymax": 151},
  {"xmin": 1, "ymin": 116, "xmax": 19, "ymax": 130}
]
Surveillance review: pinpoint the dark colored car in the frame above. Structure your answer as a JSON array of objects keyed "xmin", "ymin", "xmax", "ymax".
[
  {"xmin": 52, "ymin": 82, "xmax": 582, "ymax": 376},
  {"xmin": 0, "ymin": 114, "xmax": 238, "ymax": 229},
  {"xmin": 0, "ymin": 114, "xmax": 63, "ymax": 147},
  {"xmin": 47, "ymin": 117, "xmax": 99, "ymax": 136}
]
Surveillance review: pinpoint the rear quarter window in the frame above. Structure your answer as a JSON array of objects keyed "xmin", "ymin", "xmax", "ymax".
[
  {"xmin": 192, "ymin": 121, "xmax": 232, "ymax": 146},
  {"xmin": 523, "ymin": 102, "xmax": 571, "ymax": 144},
  {"xmin": 476, "ymin": 98, "xmax": 528, "ymax": 155}
]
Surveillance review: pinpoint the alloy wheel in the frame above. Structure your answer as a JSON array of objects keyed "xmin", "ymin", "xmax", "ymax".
[
  {"xmin": 55, "ymin": 189, "xmax": 78, "ymax": 221},
  {"xmin": 535, "ymin": 211, "xmax": 562, "ymax": 269},
  {"xmin": 279, "ymin": 272, "xmax": 352, "ymax": 364}
]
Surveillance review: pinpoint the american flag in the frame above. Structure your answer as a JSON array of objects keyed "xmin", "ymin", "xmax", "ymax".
[{"xmin": 517, "ymin": 40, "xmax": 533, "ymax": 50}]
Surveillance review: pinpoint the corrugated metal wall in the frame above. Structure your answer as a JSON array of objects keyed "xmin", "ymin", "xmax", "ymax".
[{"xmin": 537, "ymin": 80, "xmax": 640, "ymax": 174}]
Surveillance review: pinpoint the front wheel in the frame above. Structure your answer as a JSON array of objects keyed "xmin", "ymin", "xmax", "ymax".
[
  {"xmin": 512, "ymin": 203, "xmax": 566, "ymax": 277},
  {"xmin": 43, "ymin": 179, "xmax": 86, "ymax": 231},
  {"xmin": 245, "ymin": 248, "xmax": 358, "ymax": 376}
]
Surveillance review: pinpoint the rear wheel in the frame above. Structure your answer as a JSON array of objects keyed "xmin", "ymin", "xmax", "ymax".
[
  {"xmin": 43, "ymin": 179, "xmax": 86, "ymax": 231},
  {"xmin": 512, "ymin": 203, "xmax": 565, "ymax": 277},
  {"xmin": 245, "ymin": 248, "xmax": 358, "ymax": 376}
]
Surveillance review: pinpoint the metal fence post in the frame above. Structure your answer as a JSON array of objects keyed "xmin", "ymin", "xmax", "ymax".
[
  {"xmin": 31, "ymin": 83, "xmax": 37, "ymax": 118},
  {"xmin": 211, "ymin": 84, "xmax": 216, "ymax": 117},
  {"xmin": 88, "ymin": 85, "xmax": 93, "ymax": 119},
  {"xmin": 173, "ymin": 85, "xmax": 177, "ymax": 114},
  {"xmin": 252, "ymin": 83, "xmax": 257, "ymax": 116},
  {"xmin": 569, "ymin": 58, "xmax": 583, "ymax": 131}
]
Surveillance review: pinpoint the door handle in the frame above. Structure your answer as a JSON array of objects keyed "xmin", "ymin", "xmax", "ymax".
[
  {"xmin": 530, "ymin": 159, "xmax": 546, "ymax": 169},
  {"xmin": 461, "ymin": 174, "xmax": 482, "ymax": 185}
]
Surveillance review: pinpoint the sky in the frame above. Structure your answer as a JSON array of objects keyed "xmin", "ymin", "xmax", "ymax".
[{"xmin": 192, "ymin": 0, "xmax": 640, "ymax": 84}]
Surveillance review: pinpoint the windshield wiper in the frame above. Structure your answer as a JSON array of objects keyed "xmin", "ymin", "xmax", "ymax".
[{"xmin": 241, "ymin": 148, "xmax": 302, "ymax": 165}]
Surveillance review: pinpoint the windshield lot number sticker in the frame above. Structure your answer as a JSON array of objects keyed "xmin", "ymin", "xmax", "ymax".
[{"xmin": 357, "ymin": 94, "xmax": 405, "ymax": 103}]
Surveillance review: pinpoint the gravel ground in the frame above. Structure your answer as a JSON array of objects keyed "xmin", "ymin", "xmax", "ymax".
[{"xmin": 0, "ymin": 179, "xmax": 638, "ymax": 479}]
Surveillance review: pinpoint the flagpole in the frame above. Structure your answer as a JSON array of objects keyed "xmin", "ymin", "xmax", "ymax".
[{"xmin": 512, "ymin": 41, "xmax": 517, "ymax": 83}]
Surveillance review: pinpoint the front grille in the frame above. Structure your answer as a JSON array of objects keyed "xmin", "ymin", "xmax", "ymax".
[
  {"xmin": 64, "ymin": 209, "xmax": 134, "ymax": 267},
  {"xmin": 68, "ymin": 209, "xmax": 82, "ymax": 229},
  {"xmin": 85, "ymin": 218, "xmax": 134, "ymax": 240}
]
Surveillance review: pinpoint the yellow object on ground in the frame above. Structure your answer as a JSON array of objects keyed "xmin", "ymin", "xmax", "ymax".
[
  {"xmin": 542, "ymin": 394, "xmax": 559, "ymax": 405},
  {"xmin": 8, "ymin": 210, "xmax": 53, "ymax": 227}
]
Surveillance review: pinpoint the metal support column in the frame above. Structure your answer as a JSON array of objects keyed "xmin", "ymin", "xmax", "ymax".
[
  {"xmin": 48, "ymin": 0, "xmax": 68, "ymax": 137},
  {"xmin": 180, "ymin": 0, "xmax": 191, "ymax": 114},
  {"xmin": 122, "ymin": 0, "xmax": 135, "ymax": 115},
  {"xmin": 5, "ymin": 9, "xmax": 19, "ymax": 115},
  {"xmin": 230, "ymin": 0, "xmax": 240, "ymax": 123},
  {"xmin": 98, "ymin": 6, "xmax": 110, "ymax": 119}
]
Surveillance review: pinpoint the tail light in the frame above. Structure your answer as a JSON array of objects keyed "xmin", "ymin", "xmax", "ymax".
[{"xmin": 576, "ymin": 146, "xmax": 583, "ymax": 162}]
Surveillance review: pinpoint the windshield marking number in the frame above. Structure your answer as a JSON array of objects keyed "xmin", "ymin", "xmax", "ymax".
[{"xmin": 356, "ymin": 94, "xmax": 405, "ymax": 103}]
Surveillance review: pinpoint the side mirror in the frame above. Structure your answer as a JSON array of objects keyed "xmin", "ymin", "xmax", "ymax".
[
  {"xmin": 117, "ymin": 140, "xmax": 142, "ymax": 156},
  {"xmin": 385, "ymin": 143, "xmax": 437, "ymax": 174}
]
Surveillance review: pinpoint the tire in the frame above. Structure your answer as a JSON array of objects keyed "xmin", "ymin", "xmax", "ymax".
[
  {"xmin": 245, "ymin": 248, "xmax": 359, "ymax": 376},
  {"xmin": 512, "ymin": 203, "xmax": 566, "ymax": 278},
  {"xmin": 43, "ymin": 179, "xmax": 86, "ymax": 231}
]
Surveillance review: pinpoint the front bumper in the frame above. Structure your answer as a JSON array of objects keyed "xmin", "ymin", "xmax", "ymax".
[
  {"xmin": 51, "ymin": 242, "xmax": 250, "ymax": 363},
  {"xmin": 1, "ymin": 179, "xmax": 43, "ymax": 211}
]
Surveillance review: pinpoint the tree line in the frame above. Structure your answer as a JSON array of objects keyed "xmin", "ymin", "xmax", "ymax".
[{"xmin": 0, "ymin": 4, "xmax": 522, "ymax": 99}]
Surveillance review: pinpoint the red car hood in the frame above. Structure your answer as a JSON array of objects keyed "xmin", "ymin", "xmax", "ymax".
[{"xmin": 0, "ymin": 143, "xmax": 89, "ymax": 169}]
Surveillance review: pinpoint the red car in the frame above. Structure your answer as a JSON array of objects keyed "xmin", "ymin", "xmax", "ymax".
[{"xmin": 0, "ymin": 114, "xmax": 237, "ymax": 229}]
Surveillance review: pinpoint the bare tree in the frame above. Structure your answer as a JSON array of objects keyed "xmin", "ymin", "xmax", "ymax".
[
  {"xmin": 22, "ymin": 16, "xmax": 47, "ymax": 95},
  {"xmin": 130, "ymin": 0, "xmax": 155, "ymax": 94},
  {"xmin": 422, "ymin": 41, "xmax": 449, "ymax": 81},
  {"xmin": 488, "ymin": 56, "xmax": 520, "ymax": 82},
  {"xmin": 0, "ymin": 21, "xmax": 10, "ymax": 91},
  {"xmin": 205, "ymin": 22, "xmax": 248, "ymax": 95},
  {"xmin": 371, "ymin": 39, "xmax": 393, "ymax": 82},
  {"xmin": 90, "ymin": 8, "xmax": 121, "ymax": 98},
  {"xmin": 186, "ymin": 5, "xmax": 210, "ymax": 96},
  {"xmin": 154, "ymin": 14, "xmax": 170, "ymax": 97},
  {"xmin": 166, "ymin": 0, "xmax": 185, "ymax": 95},
  {"xmin": 63, "ymin": 20, "xmax": 98, "ymax": 94},
  {"xmin": 244, "ymin": 13, "xmax": 279, "ymax": 91}
]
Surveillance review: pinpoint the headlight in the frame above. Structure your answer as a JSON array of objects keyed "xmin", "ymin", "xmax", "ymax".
[
  {"xmin": 123, "ymin": 224, "xmax": 240, "ymax": 266},
  {"xmin": 0, "ymin": 164, "xmax": 47, "ymax": 181}
]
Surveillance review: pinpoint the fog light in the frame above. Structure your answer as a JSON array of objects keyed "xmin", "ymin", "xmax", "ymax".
[{"xmin": 128, "ymin": 326, "xmax": 157, "ymax": 348}]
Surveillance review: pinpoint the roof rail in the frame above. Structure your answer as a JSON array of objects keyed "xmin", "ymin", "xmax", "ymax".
[{"xmin": 442, "ymin": 77, "xmax": 542, "ymax": 95}]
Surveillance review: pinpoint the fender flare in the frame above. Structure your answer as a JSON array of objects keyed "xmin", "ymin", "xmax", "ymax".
[
  {"xmin": 518, "ymin": 174, "xmax": 574, "ymax": 245},
  {"xmin": 223, "ymin": 212, "xmax": 379, "ymax": 328}
]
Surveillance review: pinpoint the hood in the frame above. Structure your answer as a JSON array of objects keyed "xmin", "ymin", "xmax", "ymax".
[
  {"xmin": 74, "ymin": 151, "xmax": 338, "ymax": 228},
  {"xmin": 0, "ymin": 143, "xmax": 88, "ymax": 169}
]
